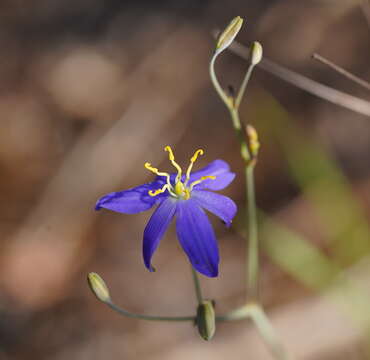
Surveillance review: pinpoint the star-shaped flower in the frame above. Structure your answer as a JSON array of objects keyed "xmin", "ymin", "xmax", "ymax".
[{"xmin": 95, "ymin": 146, "xmax": 237, "ymax": 277}]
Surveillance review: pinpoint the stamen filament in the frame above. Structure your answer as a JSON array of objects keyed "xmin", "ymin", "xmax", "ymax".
[
  {"xmin": 189, "ymin": 175, "xmax": 216, "ymax": 191},
  {"xmin": 164, "ymin": 146, "xmax": 182, "ymax": 183},
  {"xmin": 144, "ymin": 162, "xmax": 171, "ymax": 186},
  {"xmin": 185, "ymin": 149, "xmax": 204, "ymax": 186},
  {"xmin": 148, "ymin": 184, "xmax": 177, "ymax": 197},
  {"xmin": 145, "ymin": 147, "xmax": 215, "ymax": 199}
]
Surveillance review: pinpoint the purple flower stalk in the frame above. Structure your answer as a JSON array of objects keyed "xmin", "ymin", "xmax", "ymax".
[{"xmin": 95, "ymin": 146, "xmax": 237, "ymax": 277}]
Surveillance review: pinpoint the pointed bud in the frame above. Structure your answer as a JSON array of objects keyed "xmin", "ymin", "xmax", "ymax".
[
  {"xmin": 246, "ymin": 124, "xmax": 260, "ymax": 157},
  {"xmin": 87, "ymin": 272, "xmax": 111, "ymax": 303},
  {"xmin": 196, "ymin": 300, "xmax": 216, "ymax": 341},
  {"xmin": 215, "ymin": 16, "xmax": 244, "ymax": 55},
  {"xmin": 249, "ymin": 41, "xmax": 263, "ymax": 66}
]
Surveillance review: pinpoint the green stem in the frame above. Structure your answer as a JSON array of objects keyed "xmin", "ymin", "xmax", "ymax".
[
  {"xmin": 209, "ymin": 54, "xmax": 233, "ymax": 108},
  {"xmin": 230, "ymin": 99, "xmax": 259, "ymax": 302},
  {"xmin": 230, "ymin": 109, "xmax": 250, "ymax": 161},
  {"xmin": 216, "ymin": 303, "xmax": 254, "ymax": 322},
  {"xmin": 250, "ymin": 305, "xmax": 290, "ymax": 360},
  {"xmin": 217, "ymin": 303, "xmax": 290, "ymax": 359},
  {"xmin": 246, "ymin": 164, "xmax": 258, "ymax": 299},
  {"xmin": 230, "ymin": 107, "xmax": 241, "ymax": 130},
  {"xmin": 191, "ymin": 266, "xmax": 203, "ymax": 304},
  {"xmin": 106, "ymin": 300, "xmax": 195, "ymax": 322},
  {"xmin": 210, "ymin": 48, "xmax": 258, "ymax": 299},
  {"xmin": 208, "ymin": 28, "xmax": 292, "ymax": 360},
  {"xmin": 235, "ymin": 63, "xmax": 255, "ymax": 109}
]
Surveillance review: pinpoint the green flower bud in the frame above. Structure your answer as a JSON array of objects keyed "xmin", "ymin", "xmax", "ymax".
[
  {"xmin": 250, "ymin": 41, "xmax": 263, "ymax": 66},
  {"xmin": 246, "ymin": 124, "xmax": 260, "ymax": 157},
  {"xmin": 87, "ymin": 272, "xmax": 111, "ymax": 303},
  {"xmin": 196, "ymin": 300, "xmax": 216, "ymax": 341},
  {"xmin": 215, "ymin": 16, "xmax": 244, "ymax": 55}
]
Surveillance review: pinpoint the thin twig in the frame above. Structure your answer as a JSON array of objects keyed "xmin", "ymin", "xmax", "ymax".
[
  {"xmin": 216, "ymin": 32, "xmax": 370, "ymax": 117},
  {"xmin": 313, "ymin": 53, "xmax": 370, "ymax": 91}
]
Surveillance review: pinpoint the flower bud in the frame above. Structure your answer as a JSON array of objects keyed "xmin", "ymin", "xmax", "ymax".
[
  {"xmin": 87, "ymin": 272, "xmax": 111, "ymax": 303},
  {"xmin": 246, "ymin": 124, "xmax": 260, "ymax": 157},
  {"xmin": 215, "ymin": 16, "xmax": 244, "ymax": 55},
  {"xmin": 249, "ymin": 41, "xmax": 263, "ymax": 66},
  {"xmin": 196, "ymin": 300, "xmax": 216, "ymax": 341}
]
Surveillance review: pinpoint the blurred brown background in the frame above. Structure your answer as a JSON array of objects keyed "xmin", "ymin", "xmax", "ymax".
[{"xmin": 0, "ymin": 0, "xmax": 369, "ymax": 359}]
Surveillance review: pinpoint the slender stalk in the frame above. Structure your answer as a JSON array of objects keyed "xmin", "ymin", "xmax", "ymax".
[
  {"xmin": 230, "ymin": 110, "xmax": 259, "ymax": 301},
  {"xmin": 230, "ymin": 109, "xmax": 259, "ymax": 301},
  {"xmin": 250, "ymin": 305, "xmax": 290, "ymax": 360},
  {"xmin": 246, "ymin": 165, "xmax": 258, "ymax": 299},
  {"xmin": 234, "ymin": 60, "xmax": 259, "ymax": 299},
  {"xmin": 209, "ymin": 27, "xmax": 292, "ymax": 358},
  {"xmin": 230, "ymin": 107, "xmax": 241, "ymax": 130},
  {"xmin": 191, "ymin": 267, "xmax": 203, "ymax": 304},
  {"xmin": 106, "ymin": 300, "xmax": 195, "ymax": 322},
  {"xmin": 235, "ymin": 64, "xmax": 255, "ymax": 109},
  {"xmin": 312, "ymin": 53, "xmax": 370, "ymax": 91},
  {"xmin": 209, "ymin": 54, "xmax": 232, "ymax": 108},
  {"xmin": 210, "ymin": 45, "xmax": 259, "ymax": 300},
  {"xmin": 217, "ymin": 303, "xmax": 291, "ymax": 359},
  {"xmin": 230, "ymin": 109, "xmax": 250, "ymax": 161},
  {"xmin": 216, "ymin": 303, "xmax": 254, "ymax": 322}
]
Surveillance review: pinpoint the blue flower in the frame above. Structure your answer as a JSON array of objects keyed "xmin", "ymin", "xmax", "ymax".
[{"xmin": 95, "ymin": 146, "xmax": 237, "ymax": 277}]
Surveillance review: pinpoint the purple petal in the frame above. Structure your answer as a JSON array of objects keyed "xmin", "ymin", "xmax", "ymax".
[
  {"xmin": 95, "ymin": 181, "xmax": 164, "ymax": 214},
  {"xmin": 192, "ymin": 190, "xmax": 237, "ymax": 227},
  {"xmin": 143, "ymin": 197, "xmax": 177, "ymax": 272},
  {"xmin": 190, "ymin": 160, "xmax": 235, "ymax": 190},
  {"xmin": 176, "ymin": 199, "xmax": 219, "ymax": 277}
]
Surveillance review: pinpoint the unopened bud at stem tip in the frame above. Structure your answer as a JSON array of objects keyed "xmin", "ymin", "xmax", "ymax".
[
  {"xmin": 87, "ymin": 272, "xmax": 111, "ymax": 303},
  {"xmin": 250, "ymin": 41, "xmax": 263, "ymax": 66},
  {"xmin": 215, "ymin": 16, "xmax": 244, "ymax": 55}
]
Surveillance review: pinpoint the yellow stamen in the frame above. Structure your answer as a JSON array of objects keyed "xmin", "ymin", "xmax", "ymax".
[
  {"xmin": 189, "ymin": 175, "xmax": 216, "ymax": 191},
  {"xmin": 148, "ymin": 184, "xmax": 170, "ymax": 197},
  {"xmin": 184, "ymin": 189, "xmax": 190, "ymax": 200},
  {"xmin": 185, "ymin": 149, "xmax": 204, "ymax": 186},
  {"xmin": 164, "ymin": 146, "xmax": 182, "ymax": 182},
  {"xmin": 145, "ymin": 162, "xmax": 171, "ymax": 184},
  {"xmin": 191, "ymin": 149, "xmax": 204, "ymax": 163},
  {"xmin": 145, "ymin": 147, "xmax": 214, "ymax": 200}
]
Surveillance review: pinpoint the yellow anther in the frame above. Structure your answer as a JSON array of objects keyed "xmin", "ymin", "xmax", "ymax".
[
  {"xmin": 205, "ymin": 175, "xmax": 216, "ymax": 180},
  {"xmin": 145, "ymin": 147, "xmax": 214, "ymax": 200},
  {"xmin": 144, "ymin": 162, "xmax": 171, "ymax": 186},
  {"xmin": 148, "ymin": 184, "xmax": 169, "ymax": 197},
  {"xmin": 145, "ymin": 162, "xmax": 159, "ymax": 174},
  {"xmin": 185, "ymin": 149, "xmax": 204, "ymax": 186},
  {"xmin": 190, "ymin": 149, "xmax": 204, "ymax": 163},
  {"xmin": 164, "ymin": 146, "xmax": 175, "ymax": 161},
  {"xmin": 164, "ymin": 145, "xmax": 182, "ymax": 182},
  {"xmin": 189, "ymin": 176, "xmax": 216, "ymax": 191}
]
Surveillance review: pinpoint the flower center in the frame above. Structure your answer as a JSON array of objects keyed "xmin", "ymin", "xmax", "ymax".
[{"xmin": 144, "ymin": 146, "xmax": 216, "ymax": 200}]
